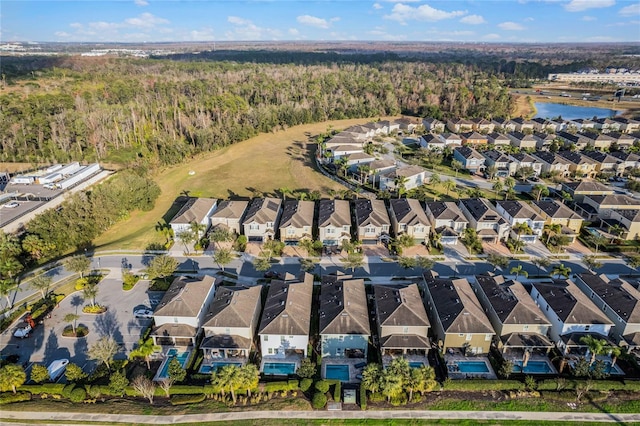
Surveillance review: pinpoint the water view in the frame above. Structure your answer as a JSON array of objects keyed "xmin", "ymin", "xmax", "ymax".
[{"xmin": 534, "ymin": 102, "xmax": 621, "ymax": 120}]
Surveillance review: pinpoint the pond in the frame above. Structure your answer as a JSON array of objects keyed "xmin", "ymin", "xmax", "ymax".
[{"xmin": 534, "ymin": 102, "xmax": 621, "ymax": 120}]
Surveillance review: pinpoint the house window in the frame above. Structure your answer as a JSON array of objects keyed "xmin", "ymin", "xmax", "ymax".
[
  {"xmin": 485, "ymin": 334, "xmax": 492, "ymax": 341},
  {"xmin": 264, "ymin": 335, "xmax": 268, "ymax": 341},
  {"xmin": 327, "ymin": 228, "xmax": 335, "ymax": 235},
  {"xmin": 585, "ymin": 325, "xmax": 591, "ymax": 331},
  {"xmin": 400, "ymin": 224, "xmax": 407, "ymax": 231},
  {"xmin": 590, "ymin": 293, "xmax": 595, "ymax": 299},
  {"xmin": 382, "ymin": 225, "xmax": 389, "ymax": 232},
  {"xmin": 225, "ymin": 328, "xmax": 230, "ymax": 334},
  {"xmin": 523, "ymin": 325, "xmax": 529, "ymax": 331},
  {"xmin": 365, "ymin": 226, "xmax": 375, "ymax": 234},
  {"xmin": 249, "ymin": 223, "xmax": 259, "ymax": 230},
  {"xmin": 415, "ymin": 226, "xmax": 423, "ymax": 233},
  {"xmin": 268, "ymin": 348, "xmax": 273, "ymax": 354},
  {"xmin": 458, "ymin": 333, "xmax": 464, "ymax": 337},
  {"xmin": 174, "ymin": 317, "xmax": 178, "ymax": 323},
  {"xmin": 466, "ymin": 334, "xmax": 472, "ymax": 341},
  {"xmin": 343, "ymin": 226, "xmax": 349, "ymax": 232},
  {"xmin": 287, "ymin": 228, "xmax": 295, "ymax": 235},
  {"xmin": 281, "ymin": 336, "xmax": 286, "ymax": 343},
  {"xmin": 266, "ymin": 222, "xmax": 274, "ymax": 229},
  {"xmin": 339, "ymin": 336, "xmax": 344, "ymax": 342},
  {"xmin": 403, "ymin": 327, "xmax": 409, "ymax": 334}
]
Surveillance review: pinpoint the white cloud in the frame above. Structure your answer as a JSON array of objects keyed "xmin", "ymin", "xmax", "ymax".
[
  {"xmin": 460, "ymin": 14, "xmax": 486, "ymax": 24},
  {"xmin": 296, "ymin": 15, "xmax": 331, "ymax": 29},
  {"xmin": 498, "ymin": 21, "xmax": 525, "ymax": 30},
  {"xmin": 523, "ymin": 16, "xmax": 535, "ymax": 21},
  {"xmin": 134, "ymin": 0, "xmax": 149, "ymax": 6},
  {"xmin": 384, "ymin": 3, "xmax": 467, "ymax": 23},
  {"xmin": 564, "ymin": 0, "xmax": 615, "ymax": 12},
  {"xmin": 54, "ymin": 31, "xmax": 71, "ymax": 37},
  {"xmin": 619, "ymin": 3, "xmax": 640, "ymax": 16},
  {"xmin": 373, "ymin": 3, "xmax": 383, "ymax": 10},
  {"xmin": 483, "ymin": 33, "xmax": 500, "ymax": 39},
  {"xmin": 288, "ymin": 28, "xmax": 299, "ymax": 35},
  {"xmin": 582, "ymin": 15, "xmax": 597, "ymax": 21},
  {"xmin": 226, "ymin": 16, "xmax": 281, "ymax": 40},
  {"xmin": 124, "ymin": 13, "xmax": 169, "ymax": 28}
]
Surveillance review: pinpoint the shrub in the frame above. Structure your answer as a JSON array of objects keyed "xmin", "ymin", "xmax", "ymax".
[
  {"xmin": 30, "ymin": 364, "xmax": 49, "ymax": 384},
  {"xmin": 312, "ymin": 392, "xmax": 327, "ymax": 409},
  {"xmin": 360, "ymin": 383, "xmax": 367, "ymax": 410},
  {"xmin": 524, "ymin": 375, "xmax": 537, "ymax": 391},
  {"xmin": 390, "ymin": 393, "xmax": 408, "ymax": 406},
  {"xmin": 69, "ymin": 387, "xmax": 86, "ymax": 403},
  {"xmin": 314, "ymin": 380, "xmax": 330, "ymax": 393},
  {"xmin": 170, "ymin": 393, "xmax": 206, "ymax": 405},
  {"xmin": 369, "ymin": 392, "xmax": 385, "ymax": 402},
  {"xmin": 122, "ymin": 271, "xmax": 140, "ymax": 291},
  {"xmin": 299, "ymin": 378, "xmax": 313, "ymax": 393},
  {"xmin": 82, "ymin": 305, "xmax": 107, "ymax": 314},
  {"xmin": 442, "ymin": 379, "xmax": 523, "ymax": 392},
  {"xmin": 0, "ymin": 391, "xmax": 31, "ymax": 404},
  {"xmin": 75, "ymin": 278, "xmax": 89, "ymax": 291},
  {"xmin": 108, "ymin": 371, "xmax": 129, "ymax": 396},
  {"xmin": 65, "ymin": 363, "xmax": 87, "ymax": 383},
  {"xmin": 22, "ymin": 383, "xmax": 65, "ymax": 395},
  {"xmin": 85, "ymin": 385, "xmax": 101, "ymax": 399},
  {"xmin": 264, "ymin": 380, "xmax": 298, "ymax": 393},
  {"xmin": 296, "ymin": 358, "xmax": 316, "ymax": 379},
  {"xmin": 333, "ymin": 381, "xmax": 341, "ymax": 402},
  {"xmin": 61, "ymin": 384, "xmax": 75, "ymax": 399},
  {"xmin": 287, "ymin": 379, "xmax": 299, "ymax": 391}
]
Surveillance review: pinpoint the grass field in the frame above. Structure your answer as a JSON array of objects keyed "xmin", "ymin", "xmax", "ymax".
[{"xmin": 93, "ymin": 117, "xmax": 385, "ymax": 251}]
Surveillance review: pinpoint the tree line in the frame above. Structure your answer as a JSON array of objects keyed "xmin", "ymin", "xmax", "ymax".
[{"xmin": 1, "ymin": 56, "xmax": 513, "ymax": 167}]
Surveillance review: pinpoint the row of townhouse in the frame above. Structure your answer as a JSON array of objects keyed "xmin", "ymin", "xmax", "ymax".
[
  {"xmin": 424, "ymin": 116, "xmax": 640, "ymax": 135},
  {"xmin": 454, "ymin": 147, "xmax": 640, "ymax": 178},
  {"xmin": 425, "ymin": 270, "xmax": 640, "ymax": 367},
  {"xmin": 171, "ymin": 194, "xmax": 589, "ymax": 248},
  {"xmin": 422, "ymin": 129, "xmax": 637, "ymax": 153},
  {"xmin": 171, "ymin": 194, "xmax": 591, "ymax": 249},
  {"xmin": 148, "ymin": 269, "xmax": 640, "ymax": 381}
]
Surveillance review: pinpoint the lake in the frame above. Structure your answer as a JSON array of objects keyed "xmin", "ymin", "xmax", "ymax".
[{"xmin": 534, "ymin": 102, "xmax": 621, "ymax": 120}]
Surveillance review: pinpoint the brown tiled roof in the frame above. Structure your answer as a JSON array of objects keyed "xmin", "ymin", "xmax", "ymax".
[
  {"xmin": 258, "ymin": 273, "xmax": 313, "ymax": 336},
  {"xmin": 374, "ymin": 283, "xmax": 429, "ymax": 328},
  {"xmin": 151, "ymin": 323, "xmax": 197, "ymax": 339},
  {"xmin": 319, "ymin": 276, "xmax": 370, "ymax": 336},
  {"xmin": 170, "ymin": 198, "xmax": 217, "ymax": 225},
  {"xmin": 202, "ymin": 285, "xmax": 262, "ymax": 328},
  {"xmin": 278, "ymin": 200, "xmax": 315, "ymax": 229},
  {"xmin": 211, "ymin": 200, "xmax": 248, "ymax": 221},
  {"xmin": 389, "ymin": 198, "xmax": 429, "ymax": 227},
  {"xmin": 154, "ymin": 276, "xmax": 216, "ymax": 318}
]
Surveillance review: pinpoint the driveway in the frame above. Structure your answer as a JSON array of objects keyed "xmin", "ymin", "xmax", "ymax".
[{"xmin": 0, "ymin": 272, "xmax": 159, "ymax": 371}]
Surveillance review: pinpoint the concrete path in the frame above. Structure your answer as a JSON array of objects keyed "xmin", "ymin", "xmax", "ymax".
[{"xmin": 2, "ymin": 409, "xmax": 640, "ymax": 424}]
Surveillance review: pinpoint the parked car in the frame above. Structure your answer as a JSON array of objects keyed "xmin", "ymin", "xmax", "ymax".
[
  {"xmin": 3, "ymin": 201, "xmax": 19, "ymax": 208},
  {"xmin": 47, "ymin": 359, "xmax": 69, "ymax": 381},
  {"xmin": 13, "ymin": 324, "xmax": 32, "ymax": 339},
  {"xmin": 133, "ymin": 308, "xmax": 154, "ymax": 319}
]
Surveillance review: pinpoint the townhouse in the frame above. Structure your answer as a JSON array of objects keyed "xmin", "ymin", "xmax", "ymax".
[
  {"xmin": 420, "ymin": 134, "xmax": 445, "ymax": 151},
  {"xmin": 487, "ymin": 132, "xmax": 511, "ymax": 148},
  {"xmin": 492, "ymin": 118, "xmax": 516, "ymax": 132},
  {"xmin": 507, "ymin": 153, "xmax": 542, "ymax": 177},
  {"xmin": 379, "ymin": 165, "xmax": 427, "ymax": 192},
  {"xmin": 422, "ymin": 271, "xmax": 495, "ymax": 354},
  {"xmin": 507, "ymin": 131, "xmax": 537, "ymax": 150},
  {"xmin": 422, "ymin": 117, "xmax": 446, "ymax": 133},
  {"xmin": 278, "ymin": 200, "xmax": 315, "ymax": 244},
  {"xmin": 556, "ymin": 151, "xmax": 598, "ymax": 178},
  {"xmin": 532, "ymin": 132, "xmax": 556, "ymax": 150},
  {"xmin": 242, "ymin": 197, "xmax": 283, "ymax": 242},
  {"xmin": 581, "ymin": 131, "xmax": 615, "ymax": 150},
  {"xmin": 453, "ymin": 146, "xmax": 486, "ymax": 174},
  {"xmin": 510, "ymin": 117, "xmax": 535, "ymax": 133},
  {"xmin": 460, "ymin": 131, "xmax": 489, "ymax": 146},
  {"xmin": 169, "ymin": 197, "xmax": 218, "ymax": 237},
  {"xmin": 374, "ymin": 283, "xmax": 431, "ymax": 365},
  {"xmin": 425, "ymin": 201, "xmax": 469, "ymax": 245},
  {"xmin": 531, "ymin": 151, "xmax": 571, "ymax": 177},
  {"xmin": 561, "ymin": 180, "xmax": 615, "ymax": 203},
  {"xmin": 353, "ymin": 198, "xmax": 391, "ymax": 244},
  {"xmin": 482, "ymin": 150, "xmax": 516, "ymax": 177},
  {"xmin": 209, "ymin": 200, "xmax": 249, "ymax": 235},
  {"xmin": 388, "ymin": 198, "xmax": 431, "ymax": 243},
  {"xmin": 458, "ymin": 198, "xmax": 510, "ymax": 243},
  {"xmin": 471, "ymin": 118, "xmax": 495, "ymax": 133},
  {"xmin": 530, "ymin": 200, "xmax": 584, "ymax": 243},
  {"xmin": 317, "ymin": 199, "xmax": 351, "ymax": 248},
  {"xmin": 495, "ymin": 200, "xmax": 545, "ymax": 243},
  {"xmin": 582, "ymin": 151, "xmax": 623, "ymax": 175},
  {"xmin": 447, "ymin": 118, "xmax": 473, "ymax": 133},
  {"xmin": 437, "ymin": 132, "xmax": 463, "ymax": 147}
]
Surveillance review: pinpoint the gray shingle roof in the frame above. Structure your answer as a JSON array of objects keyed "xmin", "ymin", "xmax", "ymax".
[
  {"xmin": 202, "ymin": 285, "xmax": 262, "ymax": 329},
  {"xmin": 353, "ymin": 199, "xmax": 390, "ymax": 228},
  {"xmin": 533, "ymin": 280, "xmax": 613, "ymax": 326},
  {"xmin": 319, "ymin": 275, "xmax": 371, "ymax": 336},
  {"xmin": 154, "ymin": 275, "xmax": 216, "ymax": 318},
  {"xmin": 243, "ymin": 197, "xmax": 282, "ymax": 224},
  {"xmin": 278, "ymin": 200, "xmax": 315, "ymax": 229},
  {"xmin": 389, "ymin": 198, "xmax": 429, "ymax": 227},
  {"xmin": 374, "ymin": 283, "xmax": 429, "ymax": 328},
  {"xmin": 318, "ymin": 199, "xmax": 351, "ymax": 228},
  {"xmin": 258, "ymin": 273, "xmax": 313, "ymax": 336},
  {"xmin": 170, "ymin": 198, "xmax": 217, "ymax": 225}
]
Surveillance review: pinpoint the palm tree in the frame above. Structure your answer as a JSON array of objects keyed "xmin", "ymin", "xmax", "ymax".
[
  {"xmin": 210, "ymin": 227, "xmax": 232, "ymax": 249},
  {"xmin": 82, "ymin": 282, "xmax": 99, "ymax": 308},
  {"xmin": 504, "ymin": 176, "xmax": 516, "ymax": 193},
  {"xmin": 189, "ymin": 221, "xmax": 206, "ymax": 241},
  {"xmin": 443, "ymin": 179, "xmax": 456, "ymax": 196},
  {"xmin": 579, "ymin": 335, "xmax": 609, "ymax": 366},
  {"xmin": 0, "ymin": 279, "xmax": 16, "ymax": 308},
  {"xmin": 588, "ymin": 233, "xmax": 608, "ymax": 255},
  {"xmin": 129, "ymin": 338, "xmax": 160, "ymax": 369},
  {"xmin": 487, "ymin": 254, "xmax": 509, "ymax": 272},
  {"xmin": 532, "ymin": 184, "xmax": 549, "ymax": 202},
  {"xmin": 510, "ymin": 264, "xmax": 528, "ymax": 280},
  {"xmin": 214, "ymin": 364, "xmax": 242, "ymax": 403},
  {"xmin": 492, "ymin": 180, "xmax": 503, "ymax": 201},
  {"xmin": 239, "ymin": 364, "xmax": 260, "ymax": 397},
  {"xmin": 429, "ymin": 173, "xmax": 441, "ymax": 186},
  {"xmin": 212, "ymin": 248, "xmax": 233, "ymax": 272},
  {"xmin": 361, "ymin": 364, "xmax": 382, "ymax": 394},
  {"xmin": 544, "ymin": 223, "xmax": 562, "ymax": 245},
  {"xmin": 394, "ymin": 175, "xmax": 409, "ymax": 198},
  {"xmin": 176, "ymin": 230, "xmax": 195, "ymax": 254},
  {"xmin": 624, "ymin": 255, "xmax": 640, "ymax": 276},
  {"xmin": 560, "ymin": 191, "xmax": 573, "ymax": 205},
  {"xmin": 278, "ymin": 187, "xmax": 292, "ymax": 200},
  {"xmin": 512, "ymin": 222, "xmax": 531, "ymax": 241},
  {"xmin": 29, "ymin": 275, "xmax": 53, "ymax": 299},
  {"xmin": 451, "ymin": 159, "xmax": 463, "ymax": 178},
  {"xmin": 381, "ymin": 368, "xmax": 404, "ymax": 402},
  {"xmin": 357, "ymin": 164, "xmax": 371, "ymax": 185},
  {"xmin": 582, "ymin": 255, "xmax": 603, "ymax": 272},
  {"xmin": 532, "ymin": 257, "xmax": 551, "ymax": 276},
  {"xmin": 64, "ymin": 313, "xmax": 80, "ymax": 335},
  {"xmin": 486, "ymin": 165, "xmax": 498, "ymax": 181},
  {"xmin": 608, "ymin": 224, "xmax": 625, "ymax": 243},
  {"xmin": 551, "ymin": 263, "xmax": 571, "ymax": 279}
]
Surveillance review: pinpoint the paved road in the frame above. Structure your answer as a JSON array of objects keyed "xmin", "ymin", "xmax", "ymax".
[
  {"xmin": 3, "ymin": 408, "xmax": 640, "ymax": 424},
  {"xmin": 2, "ymin": 252, "xmax": 634, "ymax": 312}
]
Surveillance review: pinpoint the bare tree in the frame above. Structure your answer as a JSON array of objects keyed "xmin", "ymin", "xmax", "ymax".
[
  {"xmin": 132, "ymin": 375, "xmax": 156, "ymax": 404},
  {"xmin": 158, "ymin": 377, "xmax": 175, "ymax": 398}
]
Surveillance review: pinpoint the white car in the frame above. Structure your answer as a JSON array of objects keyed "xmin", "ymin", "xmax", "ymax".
[
  {"xmin": 4, "ymin": 202, "xmax": 19, "ymax": 208},
  {"xmin": 47, "ymin": 359, "xmax": 69, "ymax": 381},
  {"xmin": 133, "ymin": 308, "xmax": 153, "ymax": 319},
  {"xmin": 13, "ymin": 324, "xmax": 32, "ymax": 338}
]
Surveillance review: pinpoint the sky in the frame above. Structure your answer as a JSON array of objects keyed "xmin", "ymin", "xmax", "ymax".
[{"xmin": 2, "ymin": 0, "xmax": 640, "ymax": 43}]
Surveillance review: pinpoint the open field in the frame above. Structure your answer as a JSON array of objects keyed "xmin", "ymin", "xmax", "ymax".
[{"xmin": 93, "ymin": 117, "xmax": 385, "ymax": 251}]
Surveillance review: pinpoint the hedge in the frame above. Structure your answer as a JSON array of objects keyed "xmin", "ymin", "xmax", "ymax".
[
  {"xmin": 264, "ymin": 380, "xmax": 298, "ymax": 393},
  {"xmin": 314, "ymin": 380, "xmax": 330, "ymax": 393},
  {"xmin": 299, "ymin": 378, "xmax": 313, "ymax": 392},
  {"xmin": 62, "ymin": 384, "xmax": 76, "ymax": 398},
  {"xmin": 69, "ymin": 387, "xmax": 86, "ymax": 403},
  {"xmin": 170, "ymin": 393, "xmax": 206, "ymax": 405},
  {"xmin": 537, "ymin": 379, "xmax": 640, "ymax": 392},
  {"xmin": 125, "ymin": 384, "xmax": 206, "ymax": 397},
  {"xmin": 22, "ymin": 383, "xmax": 65, "ymax": 395},
  {"xmin": 312, "ymin": 392, "xmax": 327, "ymax": 409},
  {"xmin": 0, "ymin": 391, "xmax": 32, "ymax": 404},
  {"xmin": 442, "ymin": 379, "xmax": 524, "ymax": 391},
  {"xmin": 333, "ymin": 381, "xmax": 341, "ymax": 402},
  {"xmin": 360, "ymin": 383, "xmax": 367, "ymax": 411}
]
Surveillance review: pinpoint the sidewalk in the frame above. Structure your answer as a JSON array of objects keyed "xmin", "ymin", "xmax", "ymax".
[{"xmin": 2, "ymin": 409, "xmax": 639, "ymax": 424}]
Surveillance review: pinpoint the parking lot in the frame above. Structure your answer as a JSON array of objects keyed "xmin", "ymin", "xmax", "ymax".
[
  {"xmin": 0, "ymin": 271, "xmax": 163, "ymax": 373},
  {"xmin": 0, "ymin": 200, "xmax": 45, "ymax": 227}
]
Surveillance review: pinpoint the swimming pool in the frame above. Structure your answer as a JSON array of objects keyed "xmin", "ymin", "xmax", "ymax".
[
  {"xmin": 455, "ymin": 361, "xmax": 490, "ymax": 373},
  {"xmin": 263, "ymin": 362, "xmax": 296, "ymax": 375},
  {"xmin": 157, "ymin": 349, "xmax": 190, "ymax": 380},
  {"xmin": 512, "ymin": 360, "xmax": 554, "ymax": 374},
  {"xmin": 325, "ymin": 364, "xmax": 350, "ymax": 381},
  {"xmin": 409, "ymin": 362, "xmax": 425, "ymax": 369},
  {"xmin": 200, "ymin": 361, "xmax": 242, "ymax": 374}
]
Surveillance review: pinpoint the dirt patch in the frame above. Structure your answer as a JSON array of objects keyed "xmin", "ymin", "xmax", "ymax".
[
  {"xmin": 281, "ymin": 245, "xmax": 309, "ymax": 258},
  {"xmin": 361, "ymin": 244, "xmax": 389, "ymax": 257},
  {"xmin": 482, "ymin": 242, "xmax": 512, "ymax": 256},
  {"xmin": 402, "ymin": 245, "xmax": 430, "ymax": 256}
]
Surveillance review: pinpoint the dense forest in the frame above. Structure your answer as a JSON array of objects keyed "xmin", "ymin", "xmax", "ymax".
[{"xmin": 0, "ymin": 55, "xmax": 512, "ymax": 167}]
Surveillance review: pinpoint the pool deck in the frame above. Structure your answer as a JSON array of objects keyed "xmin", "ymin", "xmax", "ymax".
[
  {"xmin": 382, "ymin": 354, "xmax": 430, "ymax": 369},
  {"xmin": 199, "ymin": 358, "xmax": 247, "ymax": 374},
  {"xmin": 260, "ymin": 354, "xmax": 302, "ymax": 375},
  {"xmin": 322, "ymin": 358, "xmax": 366, "ymax": 383},
  {"xmin": 507, "ymin": 355, "xmax": 557, "ymax": 375},
  {"xmin": 153, "ymin": 347, "xmax": 191, "ymax": 382},
  {"xmin": 444, "ymin": 355, "xmax": 497, "ymax": 380}
]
